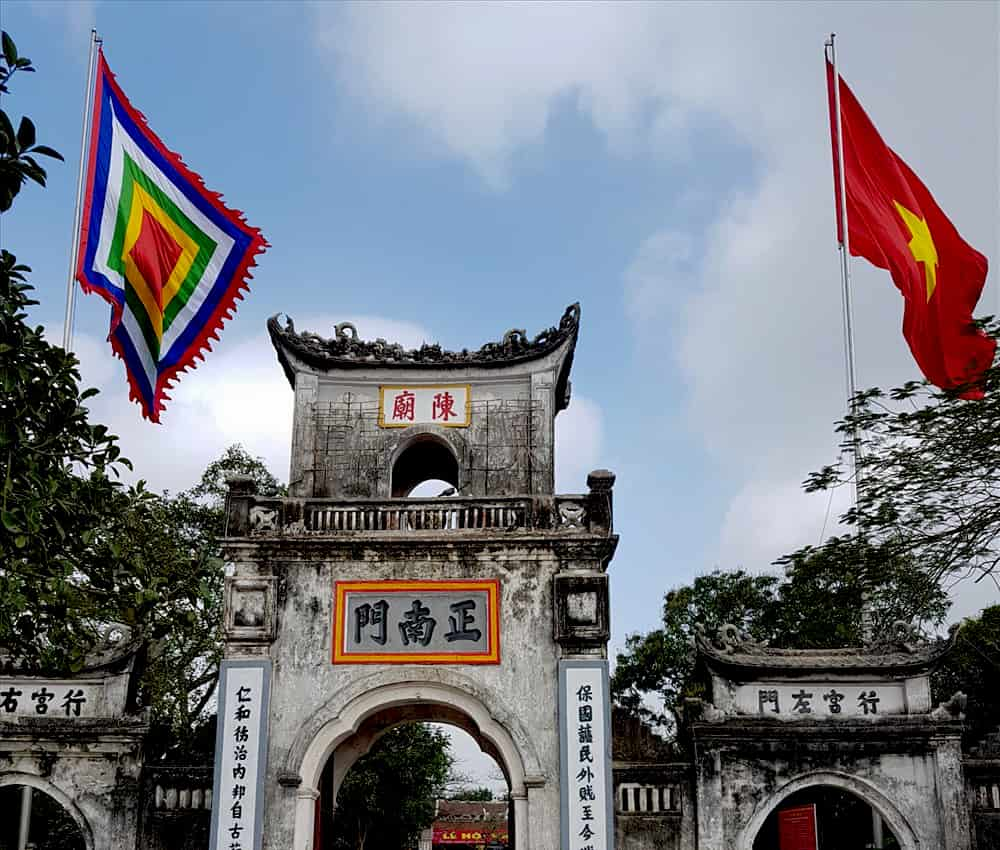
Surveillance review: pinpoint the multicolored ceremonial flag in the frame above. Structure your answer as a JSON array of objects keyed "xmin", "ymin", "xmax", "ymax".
[
  {"xmin": 826, "ymin": 60, "xmax": 994, "ymax": 398},
  {"xmin": 75, "ymin": 50, "xmax": 267, "ymax": 421}
]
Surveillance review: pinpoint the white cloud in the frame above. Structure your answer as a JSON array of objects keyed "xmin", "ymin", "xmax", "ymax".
[
  {"xmin": 313, "ymin": 1, "xmax": 999, "ymax": 617},
  {"xmin": 58, "ymin": 313, "xmax": 430, "ymax": 494},
  {"xmin": 28, "ymin": 0, "xmax": 97, "ymax": 45},
  {"xmin": 624, "ymin": 229, "xmax": 695, "ymax": 327},
  {"xmin": 555, "ymin": 395, "xmax": 604, "ymax": 493},
  {"xmin": 315, "ymin": 2, "xmax": 684, "ymax": 186}
]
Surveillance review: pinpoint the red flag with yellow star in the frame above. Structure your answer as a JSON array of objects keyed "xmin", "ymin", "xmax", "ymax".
[{"xmin": 826, "ymin": 60, "xmax": 994, "ymax": 398}]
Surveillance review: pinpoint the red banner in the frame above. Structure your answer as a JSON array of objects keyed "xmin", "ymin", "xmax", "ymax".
[
  {"xmin": 778, "ymin": 804, "xmax": 818, "ymax": 850},
  {"xmin": 432, "ymin": 824, "xmax": 508, "ymax": 844}
]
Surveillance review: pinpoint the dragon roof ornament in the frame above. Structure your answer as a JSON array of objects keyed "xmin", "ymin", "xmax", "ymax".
[
  {"xmin": 268, "ymin": 303, "xmax": 581, "ymax": 404},
  {"xmin": 269, "ymin": 302, "xmax": 579, "ymax": 370},
  {"xmin": 693, "ymin": 620, "xmax": 955, "ymax": 675}
]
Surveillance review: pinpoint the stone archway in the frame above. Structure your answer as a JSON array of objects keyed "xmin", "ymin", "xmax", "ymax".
[
  {"xmin": 388, "ymin": 426, "xmax": 465, "ymax": 497},
  {"xmin": 737, "ymin": 770, "xmax": 920, "ymax": 850},
  {"xmin": 288, "ymin": 676, "xmax": 540, "ymax": 850},
  {"xmin": 0, "ymin": 773, "xmax": 95, "ymax": 850}
]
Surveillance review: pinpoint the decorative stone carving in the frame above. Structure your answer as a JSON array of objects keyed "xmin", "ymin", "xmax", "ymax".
[
  {"xmin": 868, "ymin": 618, "xmax": 923, "ymax": 653},
  {"xmin": 553, "ymin": 573, "xmax": 610, "ymax": 646},
  {"xmin": 224, "ymin": 576, "xmax": 277, "ymax": 643},
  {"xmin": 557, "ymin": 499, "xmax": 587, "ymax": 529},
  {"xmin": 249, "ymin": 505, "xmax": 278, "ymax": 535},
  {"xmin": 268, "ymin": 303, "xmax": 581, "ymax": 369},
  {"xmin": 566, "ymin": 591, "xmax": 599, "ymax": 625},
  {"xmin": 930, "ymin": 690, "xmax": 967, "ymax": 721},
  {"xmin": 695, "ymin": 623, "xmax": 768, "ymax": 655}
]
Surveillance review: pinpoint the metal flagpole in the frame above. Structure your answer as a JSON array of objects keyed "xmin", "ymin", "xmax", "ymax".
[
  {"xmin": 62, "ymin": 28, "xmax": 101, "ymax": 354},
  {"xmin": 826, "ymin": 34, "xmax": 860, "ymax": 461},
  {"xmin": 826, "ymin": 34, "xmax": 874, "ymax": 644}
]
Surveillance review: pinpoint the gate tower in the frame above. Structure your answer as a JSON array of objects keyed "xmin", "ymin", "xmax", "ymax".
[{"xmin": 217, "ymin": 304, "xmax": 618, "ymax": 850}]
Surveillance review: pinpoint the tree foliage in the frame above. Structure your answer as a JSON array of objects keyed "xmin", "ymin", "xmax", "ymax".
[
  {"xmin": 445, "ymin": 786, "xmax": 495, "ymax": 801},
  {"xmin": 612, "ymin": 543, "xmax": 948, "ymax": 733},
  {"xmin": 932, "ymin": 605, "xmax": 1000, "ymax": 746},
  {"xmin": 799, "ymin": 335, "xmax": 1000, "ymax": 586},
  {"xmin": 140, "ymin": 444, "xmax": 280, "ymax": 757},
  {"xmin": 0, "ymin": 32, "xmax": 64, "ymax": 211},
  {"xmin": 613, "ymin": 570, "xmax": 778, "ymax": 728},
  {"xmin": 0, "ymin": 36, "xmax": 135, "ymax": 672},
  {"xmin": 0, "ymin": 32, "xmax": 275, "ymax": 755},
  {"xmin": 329, "ymin": 724, "xmax": 453, "ymax": 850}
]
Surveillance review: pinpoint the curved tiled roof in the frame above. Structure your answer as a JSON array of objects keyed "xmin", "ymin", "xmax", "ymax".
[
  {"xmin": 694, "ymin": 622, "xmax": 955, "ymax": 677},
  {"xmin": 268, "ymin": 303, "xmax": 580, "ymax": 412},
  {"xmin": 269, "ymin": 303, "xmax": 579, "ymax": 372}
]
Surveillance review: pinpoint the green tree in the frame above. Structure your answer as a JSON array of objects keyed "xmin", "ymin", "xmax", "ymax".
[
  {"xmin": 612, "ymin": 570, "xmax": 779, "ymax": 729},
  {"xmin": 0, "ymin": 31, "xmax": 64, "ymax": 211},
  {"xmin": 0, "ymin": 34, "xmax": 275, "ymax": 758},
  {"xmin": 445, "ymin": 786, "xmax": 494, "ymax": 801},
  {"xmin": 612, "ymin": 548, "xmax": 948, "ymax": 733},
  {"xmin": 932, "ymin": 606, "xmax": 1000, "ymax": 746},
  {"xmin": 799, "ymin": 337, "xmax": 1000, "ymax": 586},
  {"xmin": 134, "ymin": 444, "xmax": 281, "ymax": 759},
  {"xmin": 772, "ymin": 536, "xmax": 948, "ymax": 646},
  {"xmin": 329, "ymin": 724, "xmax": 453, "ymax": 850},
  {"xmin": 189, "ymin": 442, "xmax": 284, "ymax": 505},
  {"xmin": 1, "ymin": 33, "xmax": 137, "ymax": 673}
]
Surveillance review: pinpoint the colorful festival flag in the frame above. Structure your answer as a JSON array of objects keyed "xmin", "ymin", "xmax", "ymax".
[
  {"xmin": 75, "ymin": 50, "xmax": 267, "ymax": 421},
  {"xmin": 826, "ymin": 60, "xmax": 994, "ymax": 398}
]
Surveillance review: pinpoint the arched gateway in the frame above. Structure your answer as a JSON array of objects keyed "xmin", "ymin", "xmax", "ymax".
[{"xmin": 214, "ymin": 305, "xmax": 618, "ymax": 850}]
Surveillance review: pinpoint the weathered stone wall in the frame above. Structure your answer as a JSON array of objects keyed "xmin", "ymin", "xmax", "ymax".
[
  {"xmin": 138, "ymin": 765, "xmax": 213, "ymax": 850},
  {"xmin": 287, "ymin": 360, "xmax": 564, "ymax": 499},
  {"xmin": 0, "ymin": 644, "xmax": 147, "ymax": 850},
  {"xmin": 965, "ymin": 726, "xmax": 1000, "ymax": 850},
  {"xmin": 691, "ymin": 718, "xmax": 967, "ymax": 850},
  {"xmin": 0, "ymin": 717, "xmax": 146, "ymax": 850},
  {"xmin": 611, "ymin": 709, "xmax": 695, "ymax": 850},
  {"xmin": 229, "ymin": 530, "xmax": 611, "ymax": 850}
]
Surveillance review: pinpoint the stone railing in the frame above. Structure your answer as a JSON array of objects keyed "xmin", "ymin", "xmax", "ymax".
[
  {"xmin": 146, "ymin": 766, "xmax": 214, "ymax": 813},
  {"xmin": 972, "ymin": 778, "xmax": 1000, "ymax": 811},
  {"xmin": 616, "ymin": 782, "xmax": 683, "ymax": 814},
  {"xmin": 224, "ymin": 470, "xmax": 615, "ymax": 539}
]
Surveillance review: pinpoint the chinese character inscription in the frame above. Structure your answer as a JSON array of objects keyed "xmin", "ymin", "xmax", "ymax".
[{"xmin": 334, "ymin": 581, "xmax": 500, "ymax": 664}]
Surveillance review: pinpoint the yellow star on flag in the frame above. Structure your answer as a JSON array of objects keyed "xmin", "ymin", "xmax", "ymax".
[{"xmin": 893, "ymin": 201, "xmax": 938, "ymax": 302}]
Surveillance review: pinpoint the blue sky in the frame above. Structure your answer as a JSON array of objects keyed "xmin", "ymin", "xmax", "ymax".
[{"xmin": 5, "ymin": 0, "xmax": 999, "ymax": 661}]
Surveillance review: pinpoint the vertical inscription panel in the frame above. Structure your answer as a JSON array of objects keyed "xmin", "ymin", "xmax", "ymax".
[
  {"xmin": 332, "ymin": 580, "xmax": 500, "ymax": 664},
  {"xmin": 560, "ymin": 659, "xmax": 614, "ymax": 850},
  {"xmin": 209, "ymin": 660, "xmax": 271, "ymax": 850}
]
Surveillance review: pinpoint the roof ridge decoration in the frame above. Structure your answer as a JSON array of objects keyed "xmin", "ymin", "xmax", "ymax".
[
  {"xmin": 694, "ymin": 622, "xmax": 769, "ymax": 655},
  {"xmin": 1, "ymin": 623, "xmax": 138, "ymax": 675},
  {"xmin": 694, "ymin": 620, "xmax": 955, "ymax": 674},
  {"xmin": 268, "ymin": 303, "xmax": 580, "ymax": 377}
]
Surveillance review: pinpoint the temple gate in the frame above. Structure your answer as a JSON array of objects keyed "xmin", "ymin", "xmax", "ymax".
[{"xmin": 214, "ymin": 304, "xmax": 618, "ymax": 850}]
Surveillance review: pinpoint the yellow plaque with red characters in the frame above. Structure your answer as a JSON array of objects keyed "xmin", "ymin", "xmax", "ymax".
[
  {"xmin": 378, "ymin": 385, "xmax": 471, "ymax": 428},
  {"xmin": 332, "ymin": 579, "xmax": 500, "ymax": 664}
]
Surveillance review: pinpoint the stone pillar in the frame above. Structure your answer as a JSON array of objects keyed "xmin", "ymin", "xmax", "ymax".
[
  {"xmin": 586, "ymin": 469, "xmax": 615, "ymax": 536},
  {"xmin": 694, "ymin": 748, "xmax": 724, "ymax": 850},
  {"xmin": 289, "ymin": 372, "xmax": 318, "ymax": 497},
  {"xmin": 936, "ymin": 735, "xmax": 972, "ymax": 850}
]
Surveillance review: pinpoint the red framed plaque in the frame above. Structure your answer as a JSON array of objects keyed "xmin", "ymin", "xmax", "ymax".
[{"xmin": 332, "ymin": 579, "xmax": 500, "ymax": 664}]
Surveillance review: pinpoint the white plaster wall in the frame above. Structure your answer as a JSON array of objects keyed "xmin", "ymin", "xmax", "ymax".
[
  {"xmin": 1, "ymin": 751, "xmax": 141, "ymax": 850},
  {"xmin": 254, "ymin": 541, "xmax": 571, "ymax": 850},
  {"xmin": 692, "ymin": 743, "xmax": 968, "ymax": 850}
]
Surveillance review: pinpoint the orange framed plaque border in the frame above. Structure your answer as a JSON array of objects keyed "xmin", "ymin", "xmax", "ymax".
[
  {"xmin": 377, "ymin": 384, "xmax": 472, "ymax": 428},
  {"xmin": 332, "ymin": 579, "xmax": 501, "ymax": 664}
]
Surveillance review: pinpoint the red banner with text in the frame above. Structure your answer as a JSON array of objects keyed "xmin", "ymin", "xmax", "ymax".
[
  {"xmin": 778, "ymin": 804, "xmax": 818, "ymax": 850},
  {"xmin": 432, "ymin": 824, "xmax": 508, "ymax": 845}
]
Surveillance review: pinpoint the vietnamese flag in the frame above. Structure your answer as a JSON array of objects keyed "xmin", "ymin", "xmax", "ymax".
[{"xmin": 826, "ymin": 60, "xmax": 995, "ymax": 398}]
